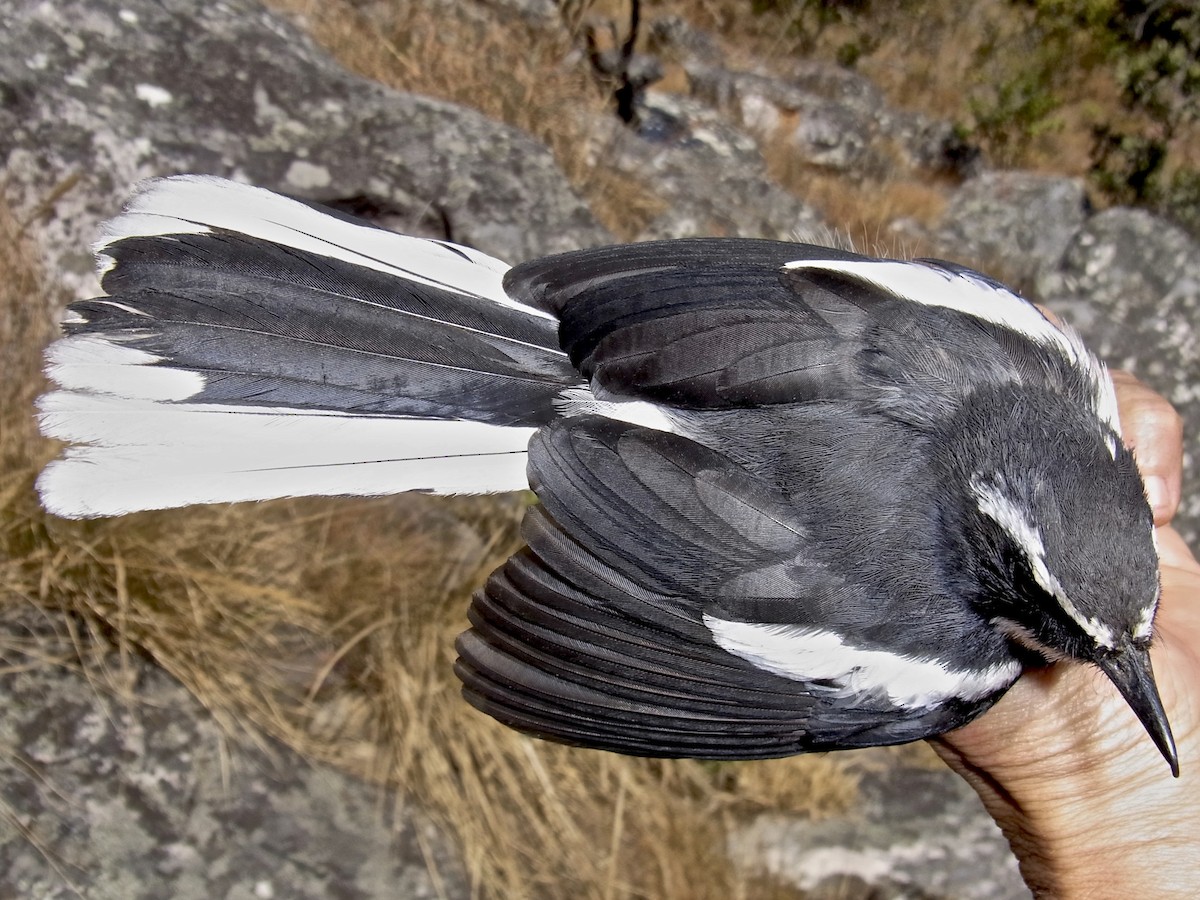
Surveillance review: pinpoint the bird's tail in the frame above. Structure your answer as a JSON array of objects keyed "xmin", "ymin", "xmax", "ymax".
[{"xmin": 37, "ymin": 176, "xmax": 580, "ymax": 519}]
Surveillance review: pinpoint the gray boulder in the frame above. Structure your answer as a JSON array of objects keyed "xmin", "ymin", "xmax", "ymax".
[
  {"xmin": 598, "ymin": 91, "xmax": 826, "ymax": 242},
  {"xmin": 0, "ymin": 0, "xmax": 610, "ymax": 302},
  {"xmin": 681, "ymin": 56, "xmax": 978, "ymax": 181},
  {"xmin": 1040, "ymin": 208, "xmax": 1200, "ymax": 544},
  {"xmin": 686, "ymin": 66, "xmax": 883, "ymax": 174},
  {"xmin": 0, "ymin": 607, "xmax": 468, "ymax": 900},
  {"xmin": 729, "ymin": 755, "xmax": 1029, "ymax": 899},
  {"xmin": 934, "ymin": 172, "xmax": 1089, "ymax": 291}
]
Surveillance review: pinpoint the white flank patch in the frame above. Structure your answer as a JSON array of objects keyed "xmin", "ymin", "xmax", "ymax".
[
  {"xmin": 45, "ymin": 335, "xmax": 205, "ymax": 402},
  {"xmin": 554, "ymin": 386, "xmax": 681, "ymax": 434},
  {"xmin": 704, "ymin": 615, "xmax": 1020, "ymax": 710},
  {"xmin": 96, "ymin": 175, "xmax": 554, "ymax": 321},
  {"xmin": 784, "ymin": 258, "xmax": 1121, "ymax": 432},
  {"xmin": 37, "ymin": 391, "xmax": 533, "ymax": 518},
  {"xmin": 971, "ymin": 477, "xmax": 1118, "ymax": 649}
]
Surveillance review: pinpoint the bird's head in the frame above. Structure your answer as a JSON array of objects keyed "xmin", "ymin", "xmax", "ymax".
[{"xmin": 961, "ymin": 410, "xmax": 1177, "ymax": 774}]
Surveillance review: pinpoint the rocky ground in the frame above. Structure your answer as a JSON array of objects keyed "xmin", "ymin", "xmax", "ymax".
[
  {"xmin": 0, "ymin": 610, "xmax": 469, "ymax": 900},
  {"xmin": 2, "ymin": 0, "xmax": 1197, "ymax": 897}
]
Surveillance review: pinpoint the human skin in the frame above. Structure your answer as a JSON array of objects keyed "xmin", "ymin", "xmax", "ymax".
[{"xmin": 933, "ymin": 371, "xmax": 1199, "ymax": 898}]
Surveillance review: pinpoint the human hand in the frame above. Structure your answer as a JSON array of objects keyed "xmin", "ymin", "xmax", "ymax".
[
  {"xmin": 1109, "ymin": 369, "xmax": 1184, "ymax": 526},
  {"xmin": 932, "ymin": 371, "xmax": 1199, "ymax": 898}
]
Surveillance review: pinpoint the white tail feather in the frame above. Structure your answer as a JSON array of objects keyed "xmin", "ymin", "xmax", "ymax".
[
  {"xmin": 37, "ymin": 175, "xmax": 569, "ymax": 519},
  {"xmin": 97, "ymin": 175, "xmax": 553, "ymax": 319},
  {"xmin": 45, "ymin": 335, "xmax": 206, "ymax": 402},
  {"xmin": 37, "ymin": 392, "xmax": 533, "ymax": 518}
]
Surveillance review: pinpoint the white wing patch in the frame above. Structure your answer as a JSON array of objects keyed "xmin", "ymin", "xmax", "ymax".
[
  {"xmin": 703, "ymin": 615, "xmax": 1020, "ymax": 711},
  {"xmin": 783, "ymin": 258, "xmax": 1121, "ymax": 434},
  {"xmin": 97, "ymin": 175, "xmax": 554, "ymax": 320}
]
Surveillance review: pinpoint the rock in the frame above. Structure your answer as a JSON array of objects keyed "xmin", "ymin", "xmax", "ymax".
[
  {"xmin": 596, "ymin": 91, "xmax": 826, "ymax": 242},
  {"xmin": 729, "ymin": 754, "xmax": 1030, "ymax": 900},
  {"xmin": 741, "ymin": 58, "xmax": 980, "ymax": 180},
  {"xmin": 0, "ymin": 607, "xmax": 469, "ymax": 900},
  {"xmin": 935, "ymin": 172, "xmax": 1089, "ymax": 290},
  {"xmin": 645, "ymin": 15, "xmax": 726, "ymax": 67},
  {"xmin": 684, "ymin": 65, "xmax": 888, "ymax": 175},
  {"xmin": 0, "ymin": 0, "xmax": 610, "ymax": 302},
  {"xmin": 680, "ymin": 55, "xmax": 979, "ymax": 182},
  {"xmin": 1039, "ymin": 208, "xmax": 1200, "ymax": 544}
]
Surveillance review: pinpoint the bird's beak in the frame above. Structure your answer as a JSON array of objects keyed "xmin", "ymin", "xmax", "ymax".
[{"xmin": 1095, "ymin": 644, "xmax": 1179, "ymax": 777}]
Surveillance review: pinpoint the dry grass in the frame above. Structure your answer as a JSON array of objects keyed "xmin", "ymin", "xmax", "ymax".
[
  {"xmin": 759, "ymin": 124, "xmax": 947, "ymax": 259},
  {"xmin": 264, "ymin": 0, "xmax": 1200, "ymax": 245},
  {"xmin": 0, "ymin": 175, "xmax": 878, "ymax": 898}
]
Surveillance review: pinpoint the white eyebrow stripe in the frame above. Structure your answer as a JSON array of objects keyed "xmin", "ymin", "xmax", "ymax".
[
  {"xmin": 704, "ymin": 615, "xmax": 1020, "ymax": 711},
  {"xmin": 970, "ymin": 477, "xmax": 1118, "ymax": 649}
]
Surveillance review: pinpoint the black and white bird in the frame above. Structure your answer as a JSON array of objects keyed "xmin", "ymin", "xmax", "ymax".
[{"xmin": 38, "ymin": 175, "xmax": 1178, "ymax": 774}]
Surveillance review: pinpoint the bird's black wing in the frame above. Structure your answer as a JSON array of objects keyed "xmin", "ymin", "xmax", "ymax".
[
  {"xmin": 505, "ymin": 238, "xmax": 873, "ymax": 409},
  {"xmin": 504, "ymin": 240, "xmax": 1116, "ymax": 435},
  {"xmin": 455, "ymin": 415, "xmax": 1006, "ymax": 758}
]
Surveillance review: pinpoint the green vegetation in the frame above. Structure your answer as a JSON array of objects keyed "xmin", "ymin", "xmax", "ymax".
[{"xmin": 746, "ymin": 0, "xmax": 1200, "ymax": 235}]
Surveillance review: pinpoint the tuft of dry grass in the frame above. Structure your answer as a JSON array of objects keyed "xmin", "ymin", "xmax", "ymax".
[
  {"xmin": 759, "ymin": 124, "xmax": 947, "ymax": 259},
  {"xmin": 0, "ymin": 178, "xmax": 873, "ymax": 898}
]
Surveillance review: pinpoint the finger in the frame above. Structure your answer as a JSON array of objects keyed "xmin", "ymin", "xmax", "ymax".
[
  {"xmin": 1110, "ymin": 370, "xmax": 1184, "ymax": 526},
  {"xmin": 1156, "ymin": 525, "xmax": 1200, "ymax": 576}
]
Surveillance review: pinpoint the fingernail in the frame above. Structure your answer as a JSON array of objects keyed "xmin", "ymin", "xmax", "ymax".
[{"xmin": 1145, "ymin": 476, "xmax": 1169, "ymax": 514}]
